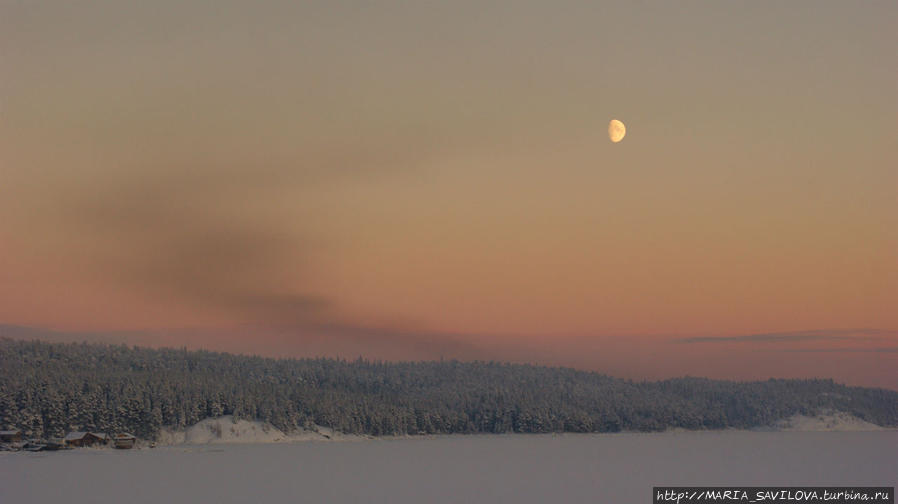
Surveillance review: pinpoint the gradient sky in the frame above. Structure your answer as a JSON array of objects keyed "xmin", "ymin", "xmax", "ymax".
[{"xmin": 2, "ymin": 1, "xmax": 896, "ymax": 388}]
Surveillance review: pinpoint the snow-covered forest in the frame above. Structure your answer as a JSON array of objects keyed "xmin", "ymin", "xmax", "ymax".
[{"xmin": 2, "ymin": 338, "xmax": 896, "ymax": 440}]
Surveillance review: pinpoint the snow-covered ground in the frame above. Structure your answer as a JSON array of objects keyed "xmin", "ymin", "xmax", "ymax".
[
  {"xmin": 155, "ymin": 415, "xmax": 367, "ymax": 445},
  {"xmin": 157, "ymin": 411, "xmax": 885, "ymax": 447},
  {"xmin": 772, "ymin": 412, "xmax": 885, "ymax": 432},
  {"xmin": 1, "ymin": 431, "xmax": 895, "ymax": 504},
  {"xmin": 70, "ymin": 411, "xmax": 893, "ymax": 449}
]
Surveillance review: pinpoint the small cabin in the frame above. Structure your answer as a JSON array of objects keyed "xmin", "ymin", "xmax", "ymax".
[
  {"xmin": 113, "ymin": 433, "xmax": 136, "ymax": 449},
  {"xmin": 0, "ymin": 430, "xmax": 23, "ymax": 443},
  {"xmin": 64, "ymin": 432, "xmax": 109, "ymax": 448}
]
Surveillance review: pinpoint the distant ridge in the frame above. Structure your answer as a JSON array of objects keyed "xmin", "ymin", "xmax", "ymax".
[{"xmin": 1, "ymin": 338, "xmax": 896, "ymax": 440}]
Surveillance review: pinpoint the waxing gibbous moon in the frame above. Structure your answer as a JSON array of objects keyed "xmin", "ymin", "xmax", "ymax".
[{"xmin": 609, "ymin": 119, "xmax": 626, "ymax": 143}]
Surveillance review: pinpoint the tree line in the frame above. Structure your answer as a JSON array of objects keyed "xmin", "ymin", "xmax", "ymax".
[{"xmin": 1, "ymin": 338, "xmax": 895, "ymax": 440}]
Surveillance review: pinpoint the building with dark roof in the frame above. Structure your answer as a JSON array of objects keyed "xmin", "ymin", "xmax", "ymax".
[{"xmin": 64, "ymin": 432, "xmax": 109, "ymax": 448}]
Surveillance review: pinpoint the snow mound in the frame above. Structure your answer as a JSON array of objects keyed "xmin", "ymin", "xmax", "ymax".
[
  {"xmin": 156, "ymin": 416, "xmax": 365, "ymax": 445},
  {"xmin": 773, "ymin": 412, "xmax": 885, "ymax": 432},
  {"xmin": 157, "ymin": 416, "xmax": 287, "ymax": 445}
]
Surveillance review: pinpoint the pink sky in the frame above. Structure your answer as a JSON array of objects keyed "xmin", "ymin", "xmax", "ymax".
[{"xmin": 1, "ymin": 1, "xmax": 896, "ymax": 388}]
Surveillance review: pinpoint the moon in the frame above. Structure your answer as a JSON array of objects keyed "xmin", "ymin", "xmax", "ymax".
[{"xmin": 608, "ymin": 119, "xmax": 626, "ymax": 143}]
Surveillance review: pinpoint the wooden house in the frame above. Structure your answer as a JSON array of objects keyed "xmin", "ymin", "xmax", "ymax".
[
  {"xmin": 0, "ymin": 429, "xmax": 23, "ymax": 443},
  {"xmin": 64, "ymin": 431, "xmax": 109, "ymax": 448},
  {"xmin": 113, "ymin": 433, "xmax": 136, "ymax": 449}
]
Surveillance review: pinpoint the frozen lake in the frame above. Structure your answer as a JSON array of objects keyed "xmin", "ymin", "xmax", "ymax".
[{"xmin": 2, "ymin": 431, "xmax": 896, "ymax": 504}]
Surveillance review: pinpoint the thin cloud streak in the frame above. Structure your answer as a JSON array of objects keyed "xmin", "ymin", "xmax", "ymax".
[
  {"xmin": 778, "ymin": 347, "xmax": 898, "ymax": 354},
  {"xmin": 675, "ymin": 329, "xmax": 896, "ymax": 344}
]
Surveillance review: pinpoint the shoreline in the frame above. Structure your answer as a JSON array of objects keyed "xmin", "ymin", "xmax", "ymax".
[
  {"xmin": 2, "ymin": 412, "xmax": 890, "ymax": 454},
  {"xmin": 3, "ymin": 428, "xmax": 896, "ymax": 457}
]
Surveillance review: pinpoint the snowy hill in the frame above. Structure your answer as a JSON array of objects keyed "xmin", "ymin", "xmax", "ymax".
[
  {"xmin": 156, "ymin": 416, "xmax": 364, "ymax": 445},
  {"xmin": 772, "ymin": 412, "xmax": 886, "ymax": 432}
]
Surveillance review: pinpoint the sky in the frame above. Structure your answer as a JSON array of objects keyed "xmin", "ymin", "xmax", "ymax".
[{"xmin": 1, "ymin": 1, "xmax": 896, "ymax": 388}]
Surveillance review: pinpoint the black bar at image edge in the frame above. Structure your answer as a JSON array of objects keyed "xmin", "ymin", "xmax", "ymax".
[{"xmin": 653, "ymin": 487, "xmax": 894, "ymax": 504}]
